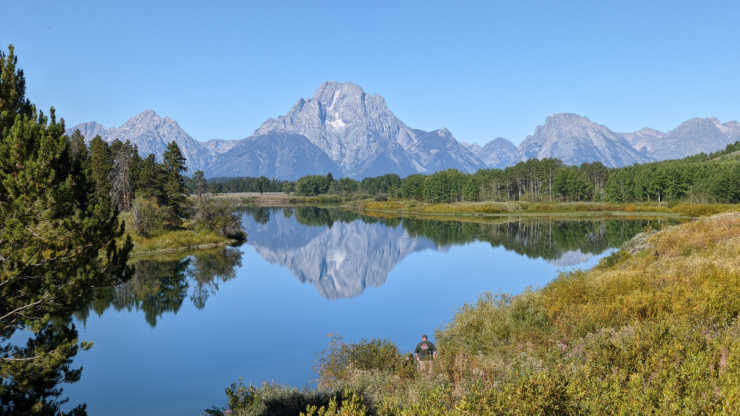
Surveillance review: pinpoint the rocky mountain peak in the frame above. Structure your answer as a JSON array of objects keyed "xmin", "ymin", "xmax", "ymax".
[
  {"xmin": 468, "ymin": 137, "xmax": 520, "ymax": 169},
  {"xmin": 313, "ymin": 81, "xmax": 366, "ymax": 103},
  {"xmin": 635, "ymin": 127, "xmax": 664, "ymax": 136},
  {"xmin": 546, "ymin": 112, "xmax": 591, "ymax": 123},
  {"xmin": 121, "ymin": 110, "xmax": 178, "ymax": 131},
  {"xmin": 540, "ymin": 113, "xmax": 609, "ymax": 136},
  {"xmin": 485, "ymin": 137, "xmax": 517, "ymax": 149},
  {"xmin": 521, "ymin": 113, "xmax": 652, "ymax": 167},
  {"xmin": 253, "ymin": 81, "xmax": 481, "ymax": 178},
  {"xmin": 434, "ymin": 128, "xmax": 453, "ymax": 138},
  {"xmin": 673, "ymin": 117, "xmax": 722, "ymax": 133}
]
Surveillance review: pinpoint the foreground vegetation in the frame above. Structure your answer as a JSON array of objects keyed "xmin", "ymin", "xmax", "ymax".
[{"xmin": 212, "ymin": 212, "xmax": 740, "ymax": 415}]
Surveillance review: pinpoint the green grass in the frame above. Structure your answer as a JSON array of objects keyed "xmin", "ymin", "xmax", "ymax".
[
  {"xmin": 119, "ymin": 212, "xmax": 235, "ymax": 257},
  {"xmin": 351, "ymin": 199, "xmax": 740, "ymax": 219}
]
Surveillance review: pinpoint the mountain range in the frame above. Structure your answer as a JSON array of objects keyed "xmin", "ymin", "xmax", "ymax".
[{"xmin": 66, "ymin": 82, "xmax": 739, "ymax": 179}]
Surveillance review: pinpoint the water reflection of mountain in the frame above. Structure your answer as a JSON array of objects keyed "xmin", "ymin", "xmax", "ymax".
[
  {"xmin": 241, "ymin": 207, "xmax": 436, "ymax": 299},
  {"xmin": 241, "ymin": 207, "xmax": 672, "ymax": 299},
  {"xmin": 77, "ymin": 247, "xmax": 242, "ymax": 326}
]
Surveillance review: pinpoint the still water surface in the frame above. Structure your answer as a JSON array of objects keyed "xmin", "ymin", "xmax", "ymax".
[{"xmin": 66, "ymin": 208, "xmax": 670, "ymax": 414}]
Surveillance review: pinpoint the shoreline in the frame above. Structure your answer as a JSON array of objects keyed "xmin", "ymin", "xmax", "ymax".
[{"xmin": 215, "ymin": 192, "xmax": 739, "ymax": 219}]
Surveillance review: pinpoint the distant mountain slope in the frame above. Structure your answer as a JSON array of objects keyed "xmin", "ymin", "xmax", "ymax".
[
  {"xmin": 518, "ymin": 113, "xmax": 653, "ymax": 167},
  {"xmin": 67, "ymin": 110, "xmax": 212, "ymax": 172},
  {"xmin": 208, "ymin": 133, "xmax": 340, "ymax": 180},
  {"xmin": 620, "ymin": 127, "xmax": 665, "ymax": 154},
  {"xmin": 646, "ymin": 118, "xmax": 739, "ymax": 161},
  {"xmin": 466, "ymin": 137, "xmax": 520, "ymax": 169}
]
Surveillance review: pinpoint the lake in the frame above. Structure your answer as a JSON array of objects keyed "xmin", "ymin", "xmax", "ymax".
[{"xmin": 65, "ymin": 207, "xmax": 672, "ymax": 415}]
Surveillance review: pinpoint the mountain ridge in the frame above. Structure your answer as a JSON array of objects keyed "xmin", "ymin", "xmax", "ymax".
[{"xmin": 66, "ymin": 83, "xmax": 738, "ymax": 178}]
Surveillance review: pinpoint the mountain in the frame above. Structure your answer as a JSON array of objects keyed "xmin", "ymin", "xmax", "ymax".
[
  {"xmin": 208, "ymin": 133, "xmax": 340, "ymax": 180},
  {"xmin": 466, "ymin": 137, "xmax": 520, "ymax": 169},
  {"xmin": 620, "ymin": 127, "xmax": 665, "ymax": 155},
  {"xmin": 623, "ymin": 118, "xmax": 739, "ymax": 161},
  {"xmin": 252, "ymin": 81, "xmax": 485, "ymax": 178},
  {"xmin": 67, "ymin": 110, "xmax": 212, "ymax": 172},
  {"xmin": 67, "ymin": 86, "xmax": 738, "ymax": 178},
  {"xmin": 519, "ymin": 113, "xmax": 653, "ymax": 168},
  {"xmin": 202, "ymin": 138, "xmax": 239, "ymax": 155}
]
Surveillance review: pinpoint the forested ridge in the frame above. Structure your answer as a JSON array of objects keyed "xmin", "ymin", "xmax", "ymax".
[{"xmin": 212, "ymin": 142, "xmax": 739, "ymax": 204}]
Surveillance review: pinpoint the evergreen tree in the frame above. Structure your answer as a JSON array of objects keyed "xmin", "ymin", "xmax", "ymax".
[
  {"xmin": 192, "ymin": 170, "xmax": 207, "ymax": 201},
  {"xmin": 162, "ymin": 141, "xmax": 187, "ymax": 218},
  {"xmin": 0, "ymin": 45, "xmax": 131, "ymax": 414},
  {"xmin": 110, "ymin": 140, "xmax": 135, "ymax": 211},
  {"xmin": 88, "ymin": 135, "xmax": 111, "ymax": 201},
  {"xmin": 0, "ymin": 45, "xmax": 33, "ymax": 136},
  {"xmin": 256, "ymin": 176, "xmax": 269, "ymax": 194},
  {"xmin": 135, "ymin": 153, "xmax": 167, "ymax": 204}
]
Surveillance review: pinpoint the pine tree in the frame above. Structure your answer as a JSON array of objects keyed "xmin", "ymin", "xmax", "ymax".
[
  {"xmin": 110, "ymin": 140, "xmax": 135, "ymax": 211},
  {"xmin": 192, "ymin": 170, "xmax": 207, "ymax": 201},
  {"xmin": 0, "ymin": 45, "xmax": 131, "ymax": 415},
  {"xmin": 162, "ymin": 141, "xmax": 187, "ymax": 219},
  {"xmin": 135, "ymin": 153, "xmax": 167, "ymax": 204},
  {"xmin": 88, "ymin": 135, "xmax": 111, "ymax": 201},
  {"xmin": 0, "ymin": 45, "xmax": 33, "ymax": 136}
]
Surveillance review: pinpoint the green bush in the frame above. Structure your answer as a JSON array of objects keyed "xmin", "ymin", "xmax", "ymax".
[
  {"xmin": 318, "ymin": 337, "xmax": 417, "ymax": 387},
  {"xmin": 131, "ymin": 197, "xmax": 174, "ymax": 236},
  {"xmin": 205, "ymin": 382, "xmax": 366, "ymax": 416},
  {"xmin": 192, "ymin": 198, "xmax": 246, "ymax": 240}
]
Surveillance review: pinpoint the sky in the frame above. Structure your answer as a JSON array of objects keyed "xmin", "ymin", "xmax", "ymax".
[{"xmin": 3, "ymin": 0, "xmax": 739, "ymax": 145}]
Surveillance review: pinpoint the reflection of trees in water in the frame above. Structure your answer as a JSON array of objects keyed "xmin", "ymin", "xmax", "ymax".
[
  {"xmin": 240, "ymin": 207, "xmax": 673, "ymax": 261},
  {"xmin": 77, "ymin": 247, "xmax": 242, "ymax": 327},
  {"xmin": 188, "ymin": 247, "xmax": 241, "ymax": 309},
  {"xmin": 400, "ymin": 218, "xmax": 669, "ymax": 260},
  {"xmin": 1, "ymin": 319, "xmax": 87, "ymax": 415}
]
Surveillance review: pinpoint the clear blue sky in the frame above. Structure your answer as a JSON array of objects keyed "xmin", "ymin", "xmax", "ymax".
[{"xmin": 3, "ymin": 0, "xmax": 739, "ymax": 144}]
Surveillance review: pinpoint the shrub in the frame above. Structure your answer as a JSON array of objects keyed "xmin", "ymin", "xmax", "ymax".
[
  {"xmin": 318, "ymin": 337, "xmax": 417, "ymax": 387},
  {"xmin": 205, "ymin": 382, "xmax": 367, "ymax": 416},
  {"xmin": 192, "ymin": 198, "xmax": 246, "ymax": 240},
  {"xmin": 131, "ymin": 197, "xmax": 171, "ymax": 236}
]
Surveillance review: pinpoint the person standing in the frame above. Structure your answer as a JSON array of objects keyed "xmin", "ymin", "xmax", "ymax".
[{"xmin": 414, "ymin": 334, "xmax": 437, "ymax": 376}]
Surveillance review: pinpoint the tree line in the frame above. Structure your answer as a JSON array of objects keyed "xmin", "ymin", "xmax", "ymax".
[
  {"xmin": 202, "ymin": 176, "xmax": 288, "ymax": 194},
  {"xmin": 211, "ymin": 142, "xmax": 739, "ymax": 204}
]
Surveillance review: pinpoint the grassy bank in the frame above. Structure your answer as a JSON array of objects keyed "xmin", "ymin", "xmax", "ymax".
[
  {"xmin": 217, "ymin": 192, "xmax": 739, "ymax": 218},
  {"xmin": 120, "ymin": 212, "xmax": 240, "ymax": 257},
  {"xmin": 212, "ymin": 192, "xmax": 365, "ymax": 207},
  {"xmin": 212, "ymin": 212, "xmax": 740, "ymax": 415},
  {"xmin": 351, "ymin": 199, "xmax": 740, "ymax": 219}
]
